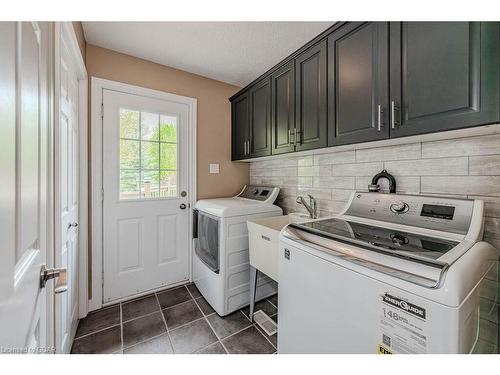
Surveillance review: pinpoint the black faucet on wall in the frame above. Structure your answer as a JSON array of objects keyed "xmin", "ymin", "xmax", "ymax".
[{"xmin": 368, "ymin": 169, "xmax": 397, "ymax": 194}]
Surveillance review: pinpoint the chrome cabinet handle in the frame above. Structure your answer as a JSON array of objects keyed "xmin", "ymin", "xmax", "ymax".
[
  {"xmin": 294, "ymin": 128, "xmax": 301, "ymax": 145},
  {"xmin": 377, "ymin": 105, "xmax": 382, "ymax": 132},
  {"xmin": 391, "ymin": 101, "xmax": 398, "ymax": 129}
]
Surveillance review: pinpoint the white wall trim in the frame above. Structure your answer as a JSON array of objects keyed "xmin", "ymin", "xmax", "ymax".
[{"xmin": 90, "ymin": 77, "xmax": 197, "ymax": 312}]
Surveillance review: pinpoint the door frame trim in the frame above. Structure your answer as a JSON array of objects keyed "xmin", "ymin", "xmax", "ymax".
[
  {"xmin": 53, "ymin": 22, "xmax": 88, "ymax": 349},
  {"xmin": 90, "ymin": 77, "xmax": 197, "ymax": 312}
]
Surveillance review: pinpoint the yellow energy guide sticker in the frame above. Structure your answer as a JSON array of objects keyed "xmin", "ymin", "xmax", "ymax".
[{"xmin": 377, "ymin": 344, "xmax": 393, "ymax": 354}]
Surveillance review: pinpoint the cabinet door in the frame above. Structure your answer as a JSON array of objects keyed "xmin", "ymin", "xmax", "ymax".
[
  {"xmin": 295, "ymin": 39, "xmax": 327, "ymax": 152},
  {"xmin": 390, "ymin": 22, "xmax": 499, "ymax": 137},
  {"xmin": 231, "ymin": 92, "xmax": 249, "ymax": 160},
  {"xmin": 249, "ymin": 77, "xmax": 272, "ymax": 158},
  {"xmin": 328, "ymin": 22, "xmax": 389, "ymax": 146},
  {"xmin": 271, "ymin": 61, "xmax": 295, "ymax": 155}
]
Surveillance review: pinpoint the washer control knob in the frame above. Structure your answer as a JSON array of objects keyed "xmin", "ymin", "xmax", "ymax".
[
  {"xmin": 390, "ymin": 201, "xmax": 409, "ymax": 214},
  {"xmin": 391, "ymin": 234, "xmax": 409, "ymax": 246},
  {"xmin": 252, "ymin": 188, "xmax": 259, "ymax": 195}
]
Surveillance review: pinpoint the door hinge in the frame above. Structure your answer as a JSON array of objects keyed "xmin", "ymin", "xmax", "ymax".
[{"xmin": 101, "ymin": 103, "xmax": 104, "ymax": 119}]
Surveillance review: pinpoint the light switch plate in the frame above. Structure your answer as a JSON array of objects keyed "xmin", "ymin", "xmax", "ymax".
[{"xmin": 209, "ymin": 163, "xmax": 220, "ymax": 174}]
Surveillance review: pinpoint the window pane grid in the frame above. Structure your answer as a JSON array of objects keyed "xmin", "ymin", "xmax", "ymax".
[{"xmin": 119, "ymin": 108, "xmax": 178, "ymax": 200}]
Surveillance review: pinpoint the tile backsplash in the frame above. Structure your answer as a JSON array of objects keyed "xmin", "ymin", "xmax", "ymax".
[{"xmin": 249, "ymin": 132, "xmax": 500, "ymax": 353}]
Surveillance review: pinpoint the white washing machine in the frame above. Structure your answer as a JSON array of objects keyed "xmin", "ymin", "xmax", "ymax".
[
  {"xmin": 193, "ymin": 185, "xmax": 282, "ymax": 316},
  {"xmin": 278, "ymin": 192, "xmax": 497, "ymax": 353}
]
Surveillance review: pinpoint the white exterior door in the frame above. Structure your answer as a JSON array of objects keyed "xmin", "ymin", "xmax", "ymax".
[
  {"xmin": 0, "ymin": 22, "xmax": 52, "ymax": 353},
  {"xmin": 102, "ymin": 89, "xmax": 190, "ymax": 303},
  {"xmin": 54, "ymin": 24, "xmax": 80, "ymax": 353}
]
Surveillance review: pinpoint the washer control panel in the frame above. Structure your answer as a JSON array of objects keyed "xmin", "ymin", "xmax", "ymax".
[
  {"xmin": 345, "ymin": 192, "xmax": 474, "ymax": 235},
  {"xmin": 237, "ymin": 185, "xmax": 280, "ymax": 203}
]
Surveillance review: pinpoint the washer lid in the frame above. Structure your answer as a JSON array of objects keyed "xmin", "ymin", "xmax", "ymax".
[
  {"xmin": 290, "ymin": 218, "xmax": 460, "ymax": 263},
  {"xmin": 195, "ymin": 197, "xmax": 282, "ymax": 218}
]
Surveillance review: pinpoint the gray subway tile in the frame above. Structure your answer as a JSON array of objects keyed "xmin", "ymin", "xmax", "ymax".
[
  {"xmin": 485, "ymin": 217, "xmax": 500, "ymax": 239},
  {"xmin": 422, "ymin": 134, "xmax": 500, "ymax": 158},
  {"xmin": 421, "ymin": 176, "xmax": 500, "ymax": 196},
  {"xmin": 333, "ymin": 162, "xmax": 384, "ymax": 177},
  {"xmin": 470, "ymin": 155, "xmax": 500, "ymax": 175},
  {"xmin": 356, "ymin": 143, "xmax": 421, "ymax": 162},
  {"xmin": 313, "ymin": 151, "xmax": 355, "ymax": 165},
  {"xmin": 313, "ymin": 176, "xmax": 355, "ymax": 189},
  {"xmin": 385, "ymin": 157, "xmax": 468, "ymax": 176},
  {"xmin": 298, "ymin": 165, "xmax": 332, "ymax": 177}
]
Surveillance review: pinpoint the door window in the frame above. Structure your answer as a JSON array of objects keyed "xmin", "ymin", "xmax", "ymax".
[{"xmin": 119, "ymin": 109, "xmax": 178, "ymax": 200}]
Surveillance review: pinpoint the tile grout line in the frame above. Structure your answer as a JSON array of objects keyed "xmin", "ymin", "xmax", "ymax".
[
  {"xmin": 253, "ymin": 323, "xmax": 277, "ymax": 351},
  {"xmin": 120, "ymin": 302, "xmax": 124, "ymax": 353},
  {"xmin": 122, "ymin": 307, "xmax": 164, "ymax": 325},
  {"xmin": 123, "ymin": 332, "xmax": 170, "ymax": 353},
  {"xmin": 185, "ymin": 285, "xmax": 229, "ymax": 354},
  {"xmin": 168, "ymin": 315, "xmax": 207, "ymax": 332},
  {"xmin": 155, "ymin": 292, "xmax": 176, "ymax": 354},
  {"xmin": 73, "ymin": 323, "xmax": 122, "ymax": 341},
  {"xmin": 247, "ymin": 300, "xmax": 278, "ymax": 351},
  {"xmin": 266, "ymin": 296, "xmax": 278, "ymax": 309}
]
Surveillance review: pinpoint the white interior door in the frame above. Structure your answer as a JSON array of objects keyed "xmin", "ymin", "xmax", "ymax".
[
  {"xmin": 102, "ymin": 89, "xmax": 190, "ymax": 303},
  {"xmin": 0, "ymin": 22, "xmax": 52, "ymax": 352},
  {"xmin": 54, "ymin": 24, "xmax": 80, "ymax": 353}
]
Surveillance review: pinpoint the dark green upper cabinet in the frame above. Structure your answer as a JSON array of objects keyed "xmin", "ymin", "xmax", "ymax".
[
  {"xmin": 295, "ymin": 39, "xmax": 328, "ymax": 152},
  {"xmin": 389, "ymin": 22, "xmax": 500, "ymax": 137},
  {"xmin": 271, "ymin": 60, "xmax": 295, "ymax": 155},
  {"xmin": 231, "ymin": 92, "xmax": 249, "ymax": 160},
  {"xmin": 249, "ymin": 77, "xmax": 272, "ymax": 158},
  {"xmin": 328, "ymin": 22, "xmax": 389, "ymax": 146}
]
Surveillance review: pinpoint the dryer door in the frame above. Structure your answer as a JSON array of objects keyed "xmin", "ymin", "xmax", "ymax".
[{"xmin": 195, "ymin": 211, "xmax": 220, "ymax": 273}]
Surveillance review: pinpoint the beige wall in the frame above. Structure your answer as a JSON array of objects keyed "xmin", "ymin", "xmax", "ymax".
[
  {"xmin": 86, "ymin": 44, "xmax": 248, "ymax": 199},
  {"xmin": 72, "ymin": 22, "xmax": 86, "ymax": 61}
]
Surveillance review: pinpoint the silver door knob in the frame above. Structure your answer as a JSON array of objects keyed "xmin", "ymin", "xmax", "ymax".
[
  {"xmin": 68, "ymin": 222, "xmax": 78, "ymax": 229},
  {"xmin": 40, "ymin": 265, "xmax": 68, "ymax": 294},
  {"xmin": 180, "ymin": 203, "xmax": 186, "ymax": 210}
]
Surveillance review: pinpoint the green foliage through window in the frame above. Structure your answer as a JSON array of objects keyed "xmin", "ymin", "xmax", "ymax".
[{"xmin": 119, "ymin": 109, "xmax": 178, "ymax": 199}]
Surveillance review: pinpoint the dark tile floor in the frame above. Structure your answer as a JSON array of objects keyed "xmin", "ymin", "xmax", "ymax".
[{"xmin": 71, "ymin": 283, "xmax": 278, "ymax": 354}]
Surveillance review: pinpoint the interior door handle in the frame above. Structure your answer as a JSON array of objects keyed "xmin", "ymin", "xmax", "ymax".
[
  {"xmin": 40, "ymin": 265, "xmax": 68, "ymax": 294},
  {"xmin": 180, "ymin": 203, "xmax": 187, "ymax": 210},
  {"xmin": 68, "ymin": 222, "xmax": 78, "ymax": 230}
]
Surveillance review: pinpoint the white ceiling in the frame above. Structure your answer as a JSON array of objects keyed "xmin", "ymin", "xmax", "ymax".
[{"xmin": 82, "ymin": 22, "xmax": 334, "ymax": 87}]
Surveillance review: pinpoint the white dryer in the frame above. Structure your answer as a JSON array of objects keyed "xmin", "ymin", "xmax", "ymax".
[
  {"xmin": 278, "ymin": 192, "xmax": 497, "ymax": 353},
  {"xmin": 193, "ymin": 185, "xmax": 282, "ymax": 316}
]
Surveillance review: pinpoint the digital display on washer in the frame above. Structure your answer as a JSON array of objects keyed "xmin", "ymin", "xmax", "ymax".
[
  {"xmin": 260, "ymin": 189, "xmax": 269, "ymax": 196},
  {"xmin": 420, "ymin": 204, "xmax": 455, "ymax": 220}
]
